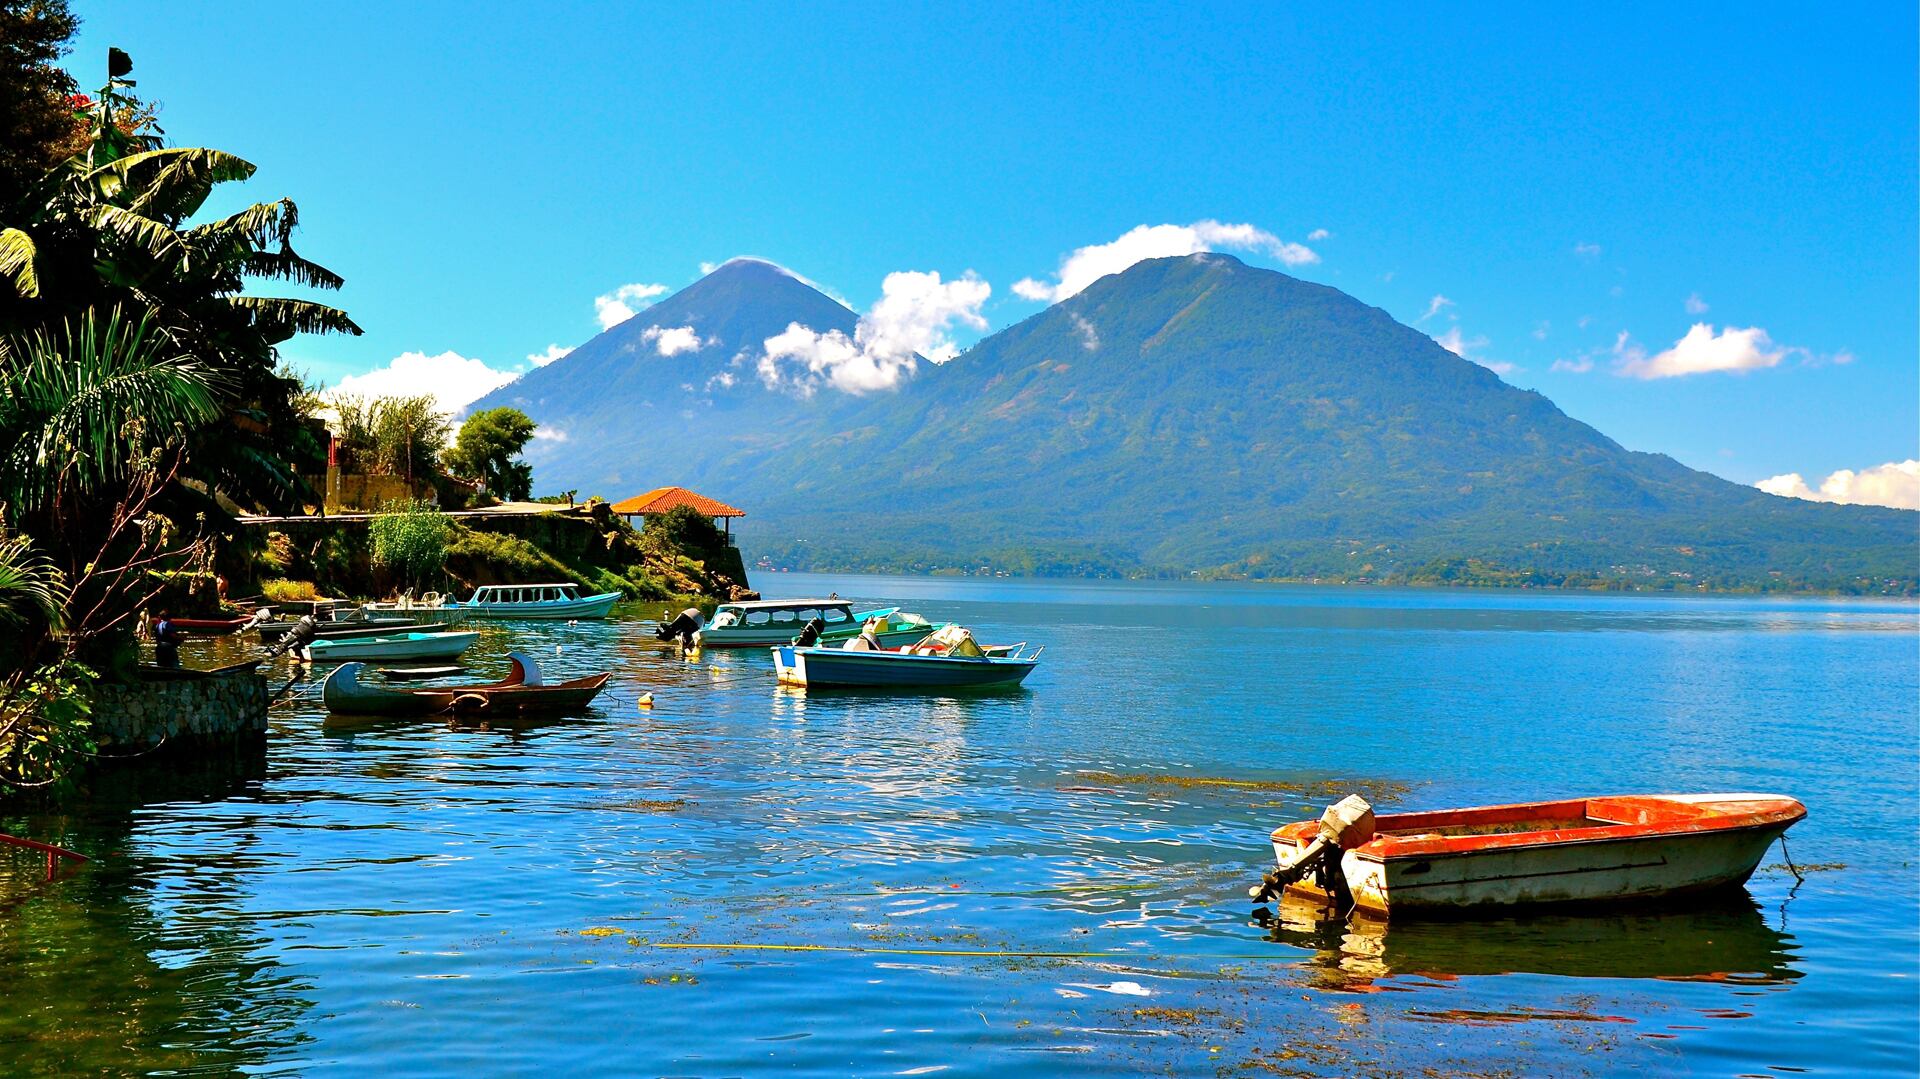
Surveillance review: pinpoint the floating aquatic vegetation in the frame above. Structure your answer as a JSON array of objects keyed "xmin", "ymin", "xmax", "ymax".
[
  {"xmin": 599, "ymin": 798, "xmax": 691, "ymax": 813},
  {"xmin": 1130, "ymin": 1005, "xmax": 1239, "ymax": 1032}
]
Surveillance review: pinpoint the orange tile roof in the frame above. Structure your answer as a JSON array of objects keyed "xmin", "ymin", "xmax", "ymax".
[{"xmin": 609, "ymin": 486, "xmax": 746, "ymax": 517}]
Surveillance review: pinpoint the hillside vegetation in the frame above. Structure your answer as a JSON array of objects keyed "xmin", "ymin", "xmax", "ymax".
[{"xmin": 513, "ymin": 255, "xmax": 1916, "ymax": 594}]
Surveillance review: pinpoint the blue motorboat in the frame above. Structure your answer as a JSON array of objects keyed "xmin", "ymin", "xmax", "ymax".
[{"xmin": 771, "ymin": 626, "xmax": 1040, "ymax": 689}]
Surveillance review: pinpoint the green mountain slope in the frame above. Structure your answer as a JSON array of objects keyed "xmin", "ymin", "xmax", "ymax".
[
  {"xmin": 736, "ymin": 254, "xmax": 1915, "ymax": 590},
  {"xmin": 511, "ymin": 253, "xmax": 1915, "ymax": 592}
]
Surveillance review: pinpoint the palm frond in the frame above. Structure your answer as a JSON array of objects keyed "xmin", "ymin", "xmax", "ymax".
[
  {"xmin": 82, "ymin": 204, "xmax": 182, "ymax": 261},
  {"xmin": 188, "ymin": 198, "xmax": 299, "ymax": 250},
  {"xmin": 0, "ymin": 229, "xmax": 39, "ymax": 298},
  {"xmin": 223, "ymin": 295, "xmax": 364, "ymax": 336},
  {"xmin": 0, "ymin": 537, "xmax": 67, "ymax": 632},
  {"xmin": 0, "ymin": 306, "xmax": 221, "ymax": 513},
  {"xmin": 89, "ymin": 148, "xmax": 256, "ymax": 220},
  {"xmin": 239, "ymin": 250, "xmax": 345, "ymax": 290}
]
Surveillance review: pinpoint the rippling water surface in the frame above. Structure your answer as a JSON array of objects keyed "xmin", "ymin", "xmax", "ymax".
[{"xmin": 3, "ymin": 576, "xmax": 1916, "ymax": 1076}]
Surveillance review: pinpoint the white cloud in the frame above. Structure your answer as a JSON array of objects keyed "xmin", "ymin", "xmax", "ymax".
[
  {"xmin": 1615, "ymin": 323, "xmax": 1784, "ymax": 379},
  {"xmin": 1757, "ymin": 460, "xmax": 1920, "ymax": 510},
  {"xmin": 1069, "ymin": 312, "xmax": 1100, "ymax": 351},
  {"xmin": 699, "ymin": 261, "xmax": 718, "ymax": 275},
  {"xmin": 1532, "ymin": 320, "xmax": 1550, "ymax": 340},
  {"xmin": 1432, "ymin": 326, "xmax": 1514, "ymax": 376},
  {"xmin": 641, "ymin": 325, "xmax": 710, "ymax": 357},
  {"xmin": 1551, "ymin": 355, "xmax": 1594, "ymax": 374},
  {"xmin": 594, "ymin": 282, "xmax": 670, "ymax": 328},
  {"xmin": 1685, "ymin": 293, "xmax": 1709, "ymax": 315},
  {"xmin": 705, "ymin": 371, "xmax": 736, "ymax": 392},
  {"xmin": 1012, "ymin": 220, "xmax": 1319, "ymax": 303},
  {"xmin": 1307, "ymin": 228, "xmax": 1331, "ymax": 241},
  {"xmin": 758, "ymin": 269, "xmax": 990, "ymax": 396},
  {"xmin": 531, "ymin": 426, "xmax": 568, "ymax": 443},
  {"xmin": 329, "ymin": 350, "xmax": 518, "ymax": 416},
  {"xmin": 1420, "ymin": 294, "xmax": 1454, "ymax": 322},
  {"xmin": 1574, "ymin": 242, "xmax": 1603, "ymax": 259},
  {"xmin": 527, "ymin": 343, "xmax": 572, "ymax": 367}
]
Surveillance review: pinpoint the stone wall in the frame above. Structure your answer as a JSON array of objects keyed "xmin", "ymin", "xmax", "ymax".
[
  {"xmin": 302, "ymin": 467, "xmax": 437, "ymax": 513},
  {"xmin": 88, "ymin": 665, "xmax": 270, "ymax": 757}
]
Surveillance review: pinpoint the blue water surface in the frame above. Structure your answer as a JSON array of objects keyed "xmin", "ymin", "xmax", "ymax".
[{"xmin": 2, "ymin": 575, "xmax": 1915, "ymax": 1076}]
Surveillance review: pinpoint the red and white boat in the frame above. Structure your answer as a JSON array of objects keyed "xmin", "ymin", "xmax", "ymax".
[{"xmin": 1266, "ymin": 793, "xmax": 1806, "ymax": 917}]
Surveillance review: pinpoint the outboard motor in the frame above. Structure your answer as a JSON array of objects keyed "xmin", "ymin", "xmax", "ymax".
[
  {"xmin": 265, "ymin": 613, "xmax": 319, "ymax": 661},
  {"xmin": 791, "ymin": 617, "xmax": 826, "ymax": 647},
  {"xmin": 654, "ymin": 607, "xmax": 706, "ymax": 650}
]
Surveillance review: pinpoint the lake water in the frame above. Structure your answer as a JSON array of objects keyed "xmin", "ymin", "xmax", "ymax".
[{"xmin": 3, "ymin": 575, "xmax": 1916, "ymax": 1076}]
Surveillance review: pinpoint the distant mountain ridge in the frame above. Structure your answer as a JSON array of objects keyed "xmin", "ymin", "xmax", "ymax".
[
  {"xmin": 472, "ymin": 257, "xmax": 864, "ymax": 490},
  {"xmin": 492, "ymin": 254, "xmax": 1916, "ymax": 592}
]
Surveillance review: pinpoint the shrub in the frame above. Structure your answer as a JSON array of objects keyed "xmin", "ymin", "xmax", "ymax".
[
  {"xmin": 0, "ymin": 659, "xmax": 96, "ymax": 797},
  {"xmin": 443, "ymin": 527, "xmax": 576, "ymax": 585},
  {"xmin": 369, "ymin": 500, "xmax": 449, "ymax": 591},
  {"xmin": 262, "ymin": 578, "xmax": 320, "ymax": 603}
]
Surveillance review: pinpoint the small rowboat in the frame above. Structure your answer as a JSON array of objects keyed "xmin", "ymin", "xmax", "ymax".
[
  {"xmin": 1263, "ymin": 793, "xmax": 1806, "ymax": 917},
  {"xmin": 304, "ymin": 631, "xmax": 478, "ymax": 663},
  {"xmin": 322, "ymin": 652, "xmax": 610, "ymax": 716}
]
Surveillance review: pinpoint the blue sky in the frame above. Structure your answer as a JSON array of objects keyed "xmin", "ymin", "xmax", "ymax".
[{"xmin": 68, "ymin": 1, "xmax": 1918, "ymax": 502}]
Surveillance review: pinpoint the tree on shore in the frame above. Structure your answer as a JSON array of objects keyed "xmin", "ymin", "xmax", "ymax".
[
  {"xmin": 0, "ymin": 42, "xmax": 357, "ymax": 793},
  {"xmin": 0, "ymin": 0, "xmax": 81, "ymax": 208},
  {"xmin": 332, "ymin": 395, "xmax": 450, "ymax": 481},
  {"xmin": 444, "ymin": 407, "xmax": 536, "ymax": 501}
]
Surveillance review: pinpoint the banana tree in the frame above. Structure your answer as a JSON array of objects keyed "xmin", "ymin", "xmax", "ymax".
[{"xmin": 0, "ymin": 51, "xmax": 360, "ymax": 515}]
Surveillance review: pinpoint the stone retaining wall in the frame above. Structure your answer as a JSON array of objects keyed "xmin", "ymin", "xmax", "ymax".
[{"xmin": 88, "ymin": 665, "xmax": 270, "ymax": 756}]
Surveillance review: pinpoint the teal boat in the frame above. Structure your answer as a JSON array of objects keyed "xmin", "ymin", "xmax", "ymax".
[
  {"xmin": 304, "ymin": 631, "xmax": 478, "ymax": 663},
  {"xmin": 772, "ymin": 626, "xmax": 1041, "ymax": 689},
  {"xmin": 692, "ymin": 599, "xmax": 939, "ymax": 650}
]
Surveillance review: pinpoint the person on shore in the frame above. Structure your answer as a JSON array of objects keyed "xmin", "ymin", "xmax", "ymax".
[{"xmin": 153, "ymin": 612, "xmax": 181, "ymax": 668}]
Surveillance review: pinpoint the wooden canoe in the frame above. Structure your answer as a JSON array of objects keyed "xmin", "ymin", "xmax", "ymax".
[
  {"xmin": 321, "ymin": 651, "xmax": 610, "ymax": 717},
  {"xmin": 1268, "ymin": 793, "xmax": 1806, "ymax": 917}
]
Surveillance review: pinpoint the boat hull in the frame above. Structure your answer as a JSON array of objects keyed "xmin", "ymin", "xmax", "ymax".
[
  {"xmin": 321, "ymin": 654, "xmax": 609, "ymax": 716},
  {"xmin": 305, "ymin": 631, "xmax": 478, "ymax": 662},
  {"xmin": 772, "ymin": 646, "xmax": 1036, "ymax": 689},
  {"xmin": 1270, "ymin": 794, "xmax": 1804, "ymax": 916}
]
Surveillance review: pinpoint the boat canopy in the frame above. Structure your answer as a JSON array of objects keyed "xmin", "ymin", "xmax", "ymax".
[
  {"xmin": 710, "ymin": 598, "xmax": 855, "ymax": 629},
  {"xmin": 467, "ymin": 584, "xmax": 583, "ymax": 603}
]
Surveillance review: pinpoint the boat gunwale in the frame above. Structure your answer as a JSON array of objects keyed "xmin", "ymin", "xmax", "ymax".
[
  {"xmin": 1271, "ymin": 795, "xmax": 1807, "ymax": 862},
  {"xmin": 780, "ymin": 646, "xmax": 1036, "ymax": 668}
]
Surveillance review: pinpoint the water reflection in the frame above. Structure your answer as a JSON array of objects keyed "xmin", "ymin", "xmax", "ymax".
[
  {"xmin": 0, "ymin": 759, "xmax": 314, "ymax": 1076},
  {"xmin": 1257, "ymin": 894, "xmax": 1800, "ymax": 986}
]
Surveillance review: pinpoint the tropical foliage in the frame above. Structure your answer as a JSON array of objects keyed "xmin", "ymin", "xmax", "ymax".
[
  {"xmin": 0, "ymin": 42, "xmax": 356, "ymax": 794},
  {"xmin": 332, "ymin": 395, "xmax": 449, "ymax": 480},
  {"xmin": 369, "ymin": 500, "xmax": 450, "ymax": 591},
  {"xmin": 0, "ymin": 0, "xmax": 81, "ymax": 208},
  {"xmin": 444, "ymin": 406, "xmax": 536, "ymax": 501}
]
